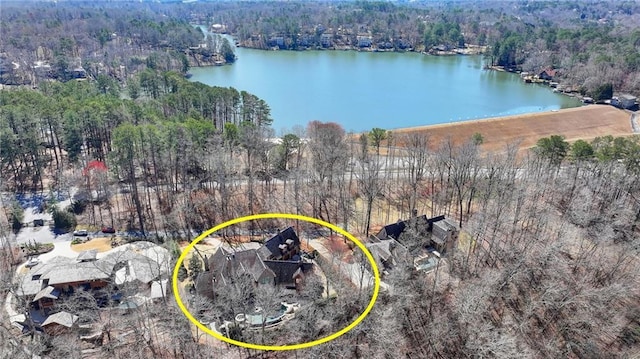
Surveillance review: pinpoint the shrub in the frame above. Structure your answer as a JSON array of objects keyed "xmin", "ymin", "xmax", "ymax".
[
  {"xmin": 69, "ymin": 199, "xmax": 87, "ymax": 215},
  {"xmin": 52, "ymin": 209, "xmax": 77, "ymax": 233},
  {"xmin": 188, "ymin": 255, "xmax": 202, "ymax": 279},
  {"xmin": 177, "ymin": 264, "xmax": 188, "ymax": 282},
  {"xmin": 10, "ymin": 203, "xmax": 24, "ymax": 234},
  {"xmin": 590, "ymin": 83, "xmax": 613, "ymax": 101}
]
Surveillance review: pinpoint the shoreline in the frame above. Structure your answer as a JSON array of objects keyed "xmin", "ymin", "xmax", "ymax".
[
  {"xmin": 232, "ymin": 44, "xmax": 486, "ymax": 56},
  {"xmin": 202, "ymin": 28, "xmax": 485, "ymax": 56}
]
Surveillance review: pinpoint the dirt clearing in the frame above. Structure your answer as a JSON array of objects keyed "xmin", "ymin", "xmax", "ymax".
[
  {"xmin": 71, "ymin": 237, "xmax": 114, "ymax": 253},
  {"xmin": 390, "ymin": 105, "xmax": 633, "ymax": 153}
]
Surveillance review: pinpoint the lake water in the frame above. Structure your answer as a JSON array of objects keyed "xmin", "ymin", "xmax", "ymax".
[{"xmin": 189, "ymin": 46, "xmax": 581, "ymax": 134}]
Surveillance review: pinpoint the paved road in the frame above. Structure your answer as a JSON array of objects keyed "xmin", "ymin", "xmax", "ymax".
[{"xmin": 15, "ymin": 227, "xmax": 72, "ymax": 245}]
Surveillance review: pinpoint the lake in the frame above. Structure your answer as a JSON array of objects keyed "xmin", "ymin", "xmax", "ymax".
[{"xmin": 189, "ymin": 46, "xmax": 581, "ymax": 134}]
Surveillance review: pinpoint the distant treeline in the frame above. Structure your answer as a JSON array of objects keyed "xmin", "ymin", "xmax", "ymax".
[{"xmin": 2, "ymin": 1, "xmax": 640, "ymax": 95}]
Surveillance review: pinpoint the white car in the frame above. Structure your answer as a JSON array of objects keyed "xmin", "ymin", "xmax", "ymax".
[
  {"xmin": 25, "ymin": 258, "xmax": 40, "ymax": 268},
  {"xmin": 74, "ymin": 229, "xmax": 88, "ymax": 236}
]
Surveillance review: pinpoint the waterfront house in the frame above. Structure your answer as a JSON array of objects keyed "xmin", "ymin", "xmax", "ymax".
[
  {"xmin": 320, "ymin": 33, "xmax": 333, "ymax": 47},
  {"xmin": 71, "ymin": 66, "xmax": 87, "ymax": 79},
  {"xmin": 299, "ymin": 35, "xmax": 312, "ymax": 47},
  {"xmin": 538, "ymin": 68, "xmax": 557, "ymax": 81},
  {"xmin": 357, "ymin": 35, "xmax": 372, "ymax": 47},
  {"xmin": 268, "ymin": 36, "xmax": 285, "ymax": 48}
]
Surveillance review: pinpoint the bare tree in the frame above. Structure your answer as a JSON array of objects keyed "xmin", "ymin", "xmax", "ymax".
[{"xmin": 401, "ymin": 133, "xmax": 430, "ymax": 217}]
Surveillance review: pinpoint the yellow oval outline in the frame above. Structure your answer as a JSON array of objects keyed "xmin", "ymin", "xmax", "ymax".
[{"xmin": 172, "ymin": 213, "xmax": 381, "ymax": 351}]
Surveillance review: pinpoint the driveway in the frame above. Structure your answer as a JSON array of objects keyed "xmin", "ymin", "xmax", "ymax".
[
  {"xmin": 308, "ymin": 238, "xmax": 382, "ymax": 291},
  {"xmin": 37, "ymin": 241, "xmax": 77, "ymax": 261}
]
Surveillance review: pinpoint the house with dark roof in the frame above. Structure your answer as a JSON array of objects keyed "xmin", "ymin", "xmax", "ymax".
[
  {"xmin": 374, "ymin": 214, "xmax": 459, "ymax": 255},
  {"xmin": 258, "ymin": 226, "xmax": 302, "ymax": 261},
  {"xmin": 320, "ymin": 33, "xmax": 333, "ymax": 47},
  {"xmin": 368, "ymin": 215, "xmax": 458, "ymax": 278},
  {"xmin": 538, "ymin": 68, "xmax": 557, "ymax": 81},
  {"xmin": 195, "ymin": 227, "xmax": 313, "ymax": 299}
]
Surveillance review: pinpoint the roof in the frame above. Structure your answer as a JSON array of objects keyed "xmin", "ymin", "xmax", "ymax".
[
  {"xmin": 200, "ymin": 240, "xmax": 314, "ymax": 291},
  {"xmin": 195, "ymin": 271, "xmax": 214, "ymax": 298},
  {"xmin": 209, "ymin": 246, "xmax": 231, "ymax": 275},
  {"xmin": 33, "ymin": 286, "xmax": 60, "ymax": 302},
  {"xmin": 366, "ymin": 239, "xmax": 410, "ymax": 270},
  {"xmin": 113, "ymin": 251, "xmax": 168, "ymax": 285},
  {"xmin": 18, "ymin": 273, "xmax": 45, "ymax": 296},
  {"xmin": 619, "ymin": 94, "xmax": 637, "ymax": 100},
  {"xmin": 206, "ymin": 247, "xmax": 276, "ymax": 285},
  {"xmin": 77, "ymin": 249, "xmax": 97, "ymax": 262},
  {"xmin": 376, "ymin": 215, "xmax": 440, "ymax": 241},
  {"xmin": 233, "ymin": 250, "xmax": 275, "ymax": 282},
  {"xmin": 261, "ymin": 227, "xmax": 301, "ymax": 260},
  {"xmin": 375, "ymin": 215, "xmax": 458, "ymax": 251},
  {"xmin": 42, "ymin": 311, "xmax": 78, "ymax": 328},
  {"xmin": 432, "ymin": 218, "xmax": 458, "ymax": 244},
  {"xmin": 376, "ymin": 221, "xmax": 406, "ymax": 240},
  {"xmin": 540, "ymin": 68, "xmax": 557, "ymax": 77},
  {"xmin": 38, "ymin": 259, "xmax": 113, "ymax": 286},
  {"xmin": 263, "ymin": 260, "xmax": 308, "ymax": 284},
  {"xmin": 18, "ymin": 242, "xmax": 169, "ymax": 296},
  {"xmin": 367, "ymin": 242, "xmax": 392, "ymax": 262}
]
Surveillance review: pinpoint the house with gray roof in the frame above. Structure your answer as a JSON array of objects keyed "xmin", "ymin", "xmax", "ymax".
[
  {"xmin": 366, "ymin": 237, "xmax": 410, "ymax": 275},
  {"xmin": 619, "ymin": 94, "xmax": 637, "ymax": 109},
  {"xmin": 41, "ymin": 311, "xmax": 78, "ymax": 335},
  {"xmin": 14, "ymin": 241, "xmax": 170, "ymax": 336}
]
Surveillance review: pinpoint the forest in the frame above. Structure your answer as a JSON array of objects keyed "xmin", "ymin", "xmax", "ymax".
[{"xmin": 0, "ymin": 1, "xmax": 639, "ymax": 358}]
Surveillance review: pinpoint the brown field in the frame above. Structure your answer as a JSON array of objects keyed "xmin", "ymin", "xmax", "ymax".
[
  {"xmin": 71, "ymin": 237, "xmax": 113, "ymax": 253},
  {"xmin": 388, "ymin": 105, "xmax": 633, "ymax": 153}
]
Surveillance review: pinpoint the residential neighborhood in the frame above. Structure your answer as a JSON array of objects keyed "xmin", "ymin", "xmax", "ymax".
[
  {"xmin": 2, "ymin": 1, "xmax": 640, "ymax": 357},
  {"xmin": 3, "ymin": 198, "xmax": 172, "ymax": 352}
]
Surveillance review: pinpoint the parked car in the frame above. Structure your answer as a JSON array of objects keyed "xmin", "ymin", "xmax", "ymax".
[
  {"xmin": 74, "ymin": 229, "xmax": 88, "ymax": 236},
  {"xmin": 101, "ymin": 226, "xmax": 116, "ymax": 234},
  {"xmin": 25, "ymin": 257, "xmax": 40, "ymax": 268}
]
